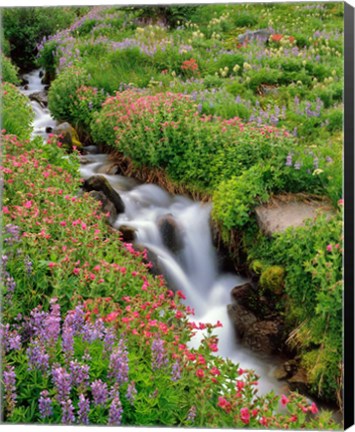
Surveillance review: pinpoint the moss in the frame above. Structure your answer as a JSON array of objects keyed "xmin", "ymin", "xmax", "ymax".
[
  {"xmin": 250, "ymin": 259, "xmax": 265, "ymax": 275},
  {"xmin": 260, "ymin": 265, "xmax": 285, "ymax": 295}
]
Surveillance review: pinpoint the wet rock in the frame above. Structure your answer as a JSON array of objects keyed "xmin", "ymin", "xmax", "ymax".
[
  {"xmin": 118, "ymin": 225, "xmax": 137, "ymax": 242},
  {"xmin": 39, "ymin": 70, "xmax": 44, "ymax": 78},
  {"xmin": 29, "ymin": 91, "xmax": 48, "ymax": 107},
  {"xmin": 78, "ymin": 155, "xmax": 93, "ymax": 165},
  {"xmin": 45, "ymin": 126, "xmax": 53, "ymax": 134},
  {"xmin": 88, "ymin": 190, "xmax": 117, "ymax": 225},
  {"xmin": 157, "ymin": 214, "xmax": 183, "ymax": 254},
  {"xmin": 274, "ymin": 365, "xmax": 289, "ymax": 381},
  {"xmin": 231, "ymin": 282, "xmax": 256, "ymax": 307},
  {"xmin": 21, "ymin": 78, "xmax": 29, "ymax": 86},
  {"xmin": 238, "ymin": 29, "xmax": 272, "ymax": 44},
  {"xmin": 83, "ymin": 175, "xmax": 125, "ymax": 216},
  {"xmin": 136, "ymin": 244, "xmax": 179, "ymax": 292},
  {"xmin": 255, "ymin": 195, "xmax": 335, "ymax": 236},
  {"xmin": 287, "ymin": 367, "xmax": 309, "ymax": 395},
  {"xmin": 44, "ymin": 85, "xmax": 50, "ymax": 91},
  {"xmin": 82, "ymin": 145, "xmax": 100, "ymax": 155},
  {"xmin": 228, "ymin": 303, "xmax": 284, "ymax": 354},
  {"xmin": 53, "ymin": 122, "xmax": 82, "ymax": 150},
  {"xmin": 96, "ymin": 162, "xmax": 120, "ymax": 175},
  {"xmin": 227, "ymin": 303, "xmax": 258, "ymax": 338},
  {"xmin": 24, "ymin": 84, "xmax": 29, "ymax": 90}
]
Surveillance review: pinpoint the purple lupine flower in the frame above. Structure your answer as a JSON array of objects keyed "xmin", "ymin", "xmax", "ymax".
[
  {"xmin": 29, "ymin": 307, "xmax": 48, "ymax": 341},
  {"xmin": 38, "ymin": 390, "xmax": 53, "ymax": 418},
  {"xmin": 62, "ymin": 324, "xmax": 74, "ymax": 360},
  {"xmin": 294, "ymin": 161, "xmax": 302, "ymax": 170},
  {"xmin": 108, "ymin": 339, "xmax": 129, "ymax": 385},
  {"xmin": 61, "ymin": 399, "xmax": 75, "ymax": 424},
  {"xmin": 82, "ymin": 318, "xmax": 105, "ymax": 343},
  {"xmin": 197, "ymin": 103, "xmax": 202, "ymax": 113},
  {"xmin": 65, "ymin": 304, "xmax": 85, "ymax": 335},
  {"xmin": 24, "ymin": 256, "xmax": 33, "ymax": 275},
  {"xmin": 52, "ymin": 366, "xmax": 72, "ymax": 402},
  {"xmin": 285, "ymin": 153, "xmax": 293, "ymax": 167},
  {"xmin": 313, "ymin": 157, "xmax": 319, "ymax": 169},
  {"xmin": 4, "ymin": 224, "xmax": 20, "ymax": 244},
  {"xmin": 171, "ymin": 360, "xmax": 181, "ymax": 381},
  {"xmin": 103, "ymin": 327, "xmax": 116, "ymax": 354},
  {"xmin": 293, "ymin": 127, "xmax": 298, "ymax": 137},
  {"xmin": 27, "ymin": 340, "xmax": 49, "ymax": 373},
  {"xmin": 3, "ymin": 366, "xmax": 17, "ymax": 415},
  {"xmin": 126, "ymin": 382, "xmax": 137, "ymax": 405},
  {"xmin": 2, "ymin": 254, "xmax": 8, "ymax": 267},
  {"xmin": 4, "ymin": 272, "xmax": 16, "ymax": 293},
  {"xmin": 108, "ymin": 391, "xmax": 123, "ymax": 425},
  {"xmin": 69, "ymin": 360, "xmax": 90, "ymax": 392},
  {"xmin": 77, "ymin": 394, "xmax": 90, "ymax": 425},
  {"xmin": 91, "ymin": 379, "xmax": 108, "ymax": 406},
  {"xmin": 187, "ymin": 405, "xmax": 197, "ymax": 422},
  {"xmin": 44, "ymin": 298, "xmax": 61, "ymax": 344},
  {"xmin": 1, "ymin": 324, "xmax": 22, "ymax": 352},
  {"xmin": 326, "ymin": 156, "xmax": 333, "ymax": 163},
  {"xmin": 151, "ymin": 338, "xmax": 168, "ymax": 370}
]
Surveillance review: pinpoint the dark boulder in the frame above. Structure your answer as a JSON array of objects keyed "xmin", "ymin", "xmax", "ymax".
[
  {"xmin": 231, "ymin": 282, "xmax": 257, "ymax": 307},
  {"xmin": 29, "ymin": 91, "xmax": 48, "ymax": 107},
  {"xmin": 287, "ymin": 367, "xmax": 310, "ymax": 395},
  {"xmin": 83, "ymin": 175, "xmax": 125, "ymax": 216},
  {"xmin": 157, "ymin": 214, "xmax": 183, "ymax": 254},
  {"xmin": 118, "ymin": 225, "xmax": 137, "ymax": 243},
  {"xmin": 227, "ymin": 303, "xmax": 285, "ymax": 354}
]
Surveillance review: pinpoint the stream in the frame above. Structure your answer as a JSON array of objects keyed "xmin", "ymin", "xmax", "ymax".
[{"xmin": 20, "ymin": 69, "xmax": 291, "ymax": 399}]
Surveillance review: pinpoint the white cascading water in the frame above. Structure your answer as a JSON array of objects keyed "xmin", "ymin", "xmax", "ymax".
[{"xmin": 20, "ymin": 69, "xmax": 286, "ymax": 397}]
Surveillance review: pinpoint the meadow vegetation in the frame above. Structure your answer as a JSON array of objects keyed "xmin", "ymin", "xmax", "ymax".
[{"xmin": 1, "ymin": 2, "xmax": 344, "ymax": 425}]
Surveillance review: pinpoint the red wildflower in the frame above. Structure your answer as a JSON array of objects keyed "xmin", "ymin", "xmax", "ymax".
[
  {"xmin": 196, "ymin": 369, "xmax": 204, "ymax": 378},
  {"xmin": 240, "ymin": 407, "xmax": 250, "ymax": 424},
  {"xmin": 210, "ymin": 367, "xmax": 220, "ymax": 376},
  {"xmin": 309, "ymin": 402, "xmax": 318, "ymax": 414},
  {"xmin": 217, "ymin": 396, "xmax": 231, "ymax": 413},
  {"xmin": 281, "ymin": 394, "xmax": 290, "ymax": 406}
]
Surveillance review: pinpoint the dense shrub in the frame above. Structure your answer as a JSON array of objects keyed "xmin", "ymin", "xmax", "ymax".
[
  {"xmin": 1, "ymin": 54, "xmax": 20, "ymax": 85},
  {"xmin": 48, "ymin": 66, "xmax": 90, "ymax": 123},
  {"xmin": 1, "ymin": 82, "xmax": 34, "ymax": 139}
]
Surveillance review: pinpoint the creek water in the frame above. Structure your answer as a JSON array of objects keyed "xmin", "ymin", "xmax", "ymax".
[{"xmin": 20, "ymin": 69, "xmax": 290, "ymax": 398}]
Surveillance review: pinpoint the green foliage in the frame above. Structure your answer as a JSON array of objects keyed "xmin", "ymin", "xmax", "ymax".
[
  {"xmin": 1, "ymin": 54, "xmax": 20, "ymax": 84},
  {"xmin": 2, "ymin": 7, "xmax": 81, "ymax": 70},
  {"xmin": 246, "ymin": 210, "xmax": 343, "ymax": 401},
  {"xmin": 36, "ymin": 40, "xmax": 58, "ymax": 79},
  {"xmin": 48, "ymin": 66, "xmax": 90, "ymax": 122},
  {"xmin": 1, "ymin": 82, "xmax": 34, "ymax": 139},
  {"xmin": 233, "ymin": 14, "xmax": 258, "ymax": 28}
]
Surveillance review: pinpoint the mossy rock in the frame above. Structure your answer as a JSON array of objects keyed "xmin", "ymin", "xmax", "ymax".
[{"xmin": 260, "ymin": 265, "xmax": 285, "ymax": 295}]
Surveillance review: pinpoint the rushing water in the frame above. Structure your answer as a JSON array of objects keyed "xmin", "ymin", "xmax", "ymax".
[{"xmin": 21, "ymin": 69, "xmax": 288, "ymax": 397}]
